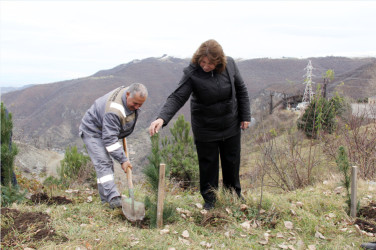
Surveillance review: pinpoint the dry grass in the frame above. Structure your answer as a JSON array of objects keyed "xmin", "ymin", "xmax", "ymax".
[{"xmin": 2, "ymin": 174, "xmax": 375, "ymax": 249}]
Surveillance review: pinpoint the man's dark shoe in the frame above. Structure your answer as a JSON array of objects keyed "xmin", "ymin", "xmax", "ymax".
[
  {"xmin": 203, "ymin": 202, "xmax": 215, "ymax": 210},
  {"xmin": 109, "ymin": 196, "xmax": 122, "ymax": 209},
  {"xmin": 361, "ymin": 242, "xmax": 376, "ymax": 250}
]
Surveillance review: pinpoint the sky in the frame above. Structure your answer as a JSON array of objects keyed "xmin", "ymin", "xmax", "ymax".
[{"xmin": 1, "ymin": 1, "xmax": 376, "ymax": 88}]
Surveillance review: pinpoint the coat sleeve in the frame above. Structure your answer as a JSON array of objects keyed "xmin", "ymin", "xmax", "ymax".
[
  {"xmin": 232, "ymin": 59, "xmax": 251, "ymax": 122},
  {"xmin": 101, "ymin": 113, "xmax": 127, "ymax": 164},
  {"xmin": 157, "ymin": 76, "xmax": 193, "ymax": 126}
]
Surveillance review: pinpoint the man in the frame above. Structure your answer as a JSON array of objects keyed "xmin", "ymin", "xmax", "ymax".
[{"xmin": 79, "ymin": 83, "xmax": 148, "ymax": 208}]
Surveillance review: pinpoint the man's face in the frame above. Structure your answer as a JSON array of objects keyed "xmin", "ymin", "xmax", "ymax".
[{"xmin": 126, "ymin": 92, "xmax": 147, "ymax": 111}]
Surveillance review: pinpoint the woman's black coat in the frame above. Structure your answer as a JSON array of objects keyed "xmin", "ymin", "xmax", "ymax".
[{"xmin": 158, "ymin": 56, "xmax": 251, "ymax": 142}]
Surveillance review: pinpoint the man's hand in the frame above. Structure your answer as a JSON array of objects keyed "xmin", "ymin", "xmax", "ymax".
[
  {"xmin": 121, "ymin": 161, "xmax": 132, "ymax": 174},
  {"xmin": 149, "ymin": 118, "xmax": 164, "ymax": 136}
]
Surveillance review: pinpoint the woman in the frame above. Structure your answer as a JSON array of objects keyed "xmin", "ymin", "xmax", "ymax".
[{"xmin": 149, "ymin": 39, "xmax": 251, "ymax": 210}]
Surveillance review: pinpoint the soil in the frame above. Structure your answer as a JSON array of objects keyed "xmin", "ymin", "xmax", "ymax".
[
  {"xmin": 1, "ymin": 193, "xmax": 71, "ymax": 247},
  {"xmin": 200, "ymin": 211, "xmax": 229, "ymax": 227},
  {"xmin": 127, "ymin": 219, "xmax": 150, "ymax": 229},
  {"xmin": 355, "ymin": 201, "xmax": 376, "ymax": 233},
  {"xmin": 30, "ymin": 192, "xmax": 73, "ymax": 205},
  {"xmin": 1, "ymin": 208, "xmax": 67, "ymax": 248}
]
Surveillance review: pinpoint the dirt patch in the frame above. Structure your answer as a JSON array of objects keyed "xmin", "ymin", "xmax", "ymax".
[
  {"xmin": 31, "ymin": 192, "xmax": 73, "ymax": 205},
  {"xmin": 358, "ymin": 201, "xmax": 376, "ymax": 220},
  {"xmin": 355, "ymin": 201, "xmax": 376, "ymax": 233},
  {"xmin": 355, "ymin": 218, "xmax": 376, "ymax": 233},
  {"xmin": 1, "ymin": 208, "xmax": 68, "ymax": 248},
  {"xmin": 127, "ymin": 219, "xmax": 150, "ymax": 229},
  {"xmin": 200, "ymin": 211, "xmax": 229, "ymax": 227}
]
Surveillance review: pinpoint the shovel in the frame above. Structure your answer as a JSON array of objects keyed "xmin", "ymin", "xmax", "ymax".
[{"xmin": 121, "ymin": 138, "xmax": 145, "ymax": 222}]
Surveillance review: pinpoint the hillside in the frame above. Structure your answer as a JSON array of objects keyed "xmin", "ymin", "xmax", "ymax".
[
  {"xmin": 329, "ymin": 60, "xmax": 376, "ymax": 99},
  {"xmin": 2, "ymin": 56, "xmax": 376, "ymax": 165}
]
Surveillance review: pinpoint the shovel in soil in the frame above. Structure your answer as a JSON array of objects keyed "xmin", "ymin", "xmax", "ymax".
[{"xmin": 121, "ymin": 138, "xmax": 145, "ymax": 222}]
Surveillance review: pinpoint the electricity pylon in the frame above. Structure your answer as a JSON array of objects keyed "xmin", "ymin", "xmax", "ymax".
[{"xmin": 302, "ymin": 60, "xmax": 314, "ymax": 103}]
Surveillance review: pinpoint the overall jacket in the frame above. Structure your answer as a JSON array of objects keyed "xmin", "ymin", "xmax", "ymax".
[{"xmin": 79, "ymin": 86, "xmax": 138, "ymax": 164}]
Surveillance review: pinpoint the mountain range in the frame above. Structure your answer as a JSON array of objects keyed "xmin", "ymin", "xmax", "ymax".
[{"xmin": 2, "ymin": 55, "xmax": 376, "ymax": 162}]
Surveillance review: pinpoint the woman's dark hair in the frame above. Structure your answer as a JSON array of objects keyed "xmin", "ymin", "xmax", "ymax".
[{"xmin": 191, "ymin": 39, "xmax": 227, "ymax": 73}]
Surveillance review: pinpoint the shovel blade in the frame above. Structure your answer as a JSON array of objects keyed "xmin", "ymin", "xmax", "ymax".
[{"xmin": 121, "ymin": 195, "xmax": 145, "ymax": 222}]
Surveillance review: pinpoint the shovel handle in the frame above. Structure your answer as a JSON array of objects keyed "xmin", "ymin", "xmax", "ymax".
[
  {"xmin": 122, "ymin": 138, "xmax": 133, "ymax": 189},
  {"xmin": 127, "ymin": 167, "xmax": 133, "ymax": 190}
]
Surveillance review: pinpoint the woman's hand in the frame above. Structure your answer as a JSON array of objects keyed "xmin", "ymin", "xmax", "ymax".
[
  {"xmin": 121, "ymin": 161, "xmax": 132, "ymax": 174},
  {"xmin": 240, "ymin": 121, "xmax": 250, "ymax": 130},
  {"xmin": 149, "ymin": 118, "xmax": 164, "ymax": 136}
]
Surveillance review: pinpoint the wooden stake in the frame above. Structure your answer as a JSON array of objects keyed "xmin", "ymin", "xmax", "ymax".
[
  {"xmin": 350, "ymin": 166, "xmax": 358, "ymax": 218},
  {"xmin": 157, "ymin": 163, "xmax": 166, "ymax": 228}
]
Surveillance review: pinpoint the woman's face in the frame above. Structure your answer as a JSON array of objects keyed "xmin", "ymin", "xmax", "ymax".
[{"xmin": 199, "ymin": 56, "xmax": 216, "ymax": 72}]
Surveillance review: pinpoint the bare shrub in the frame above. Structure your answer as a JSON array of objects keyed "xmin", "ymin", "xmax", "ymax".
[
  {"xmin": 323, "ymin": 104, "xmax": 376, "ymax": 179},
  {"xmin": 256, "ymin": 128, "xmax": 323, "ymax": 191},
  {"xmin": 250, "ymin": 109, "xmax": 324, "ymax": 192}
]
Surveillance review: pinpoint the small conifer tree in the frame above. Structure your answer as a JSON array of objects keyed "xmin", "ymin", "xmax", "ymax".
[
  {"xmin": 143, "ymin": 133, "xmax": 167, "ymax": 190},
  {"xmin": 298, "ymin": 92, "xmax": 343, "ymax": 138},
  {"xmin": 336, "ymin": 146, "xmax": 359, "ymax": 214},
  {"xmin": 1, "ymin": 102, "xmax": 25, "ymax": 206},
  {"xmin": 143, "ymin": 133, "xmax": 175, "ymax": 228},
  {"xmin": 336, "ymin": 146, "xmax": 354, "ymax": 214},
  {"xmin": 1, "ymin": 102, "xmax": 18, "ymax": 186},
  {"xmin": 58, "ymin": 145, "xmax": 91, "ymax": 187},
  {"xmin": 161, "ymin": 115, "xmax": 199, "ymax": 188}
]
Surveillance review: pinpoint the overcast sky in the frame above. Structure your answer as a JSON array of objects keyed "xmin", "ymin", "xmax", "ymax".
[{"xmin": 1, "ymin": 1, "xmax": 376, "ymax": 88}]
